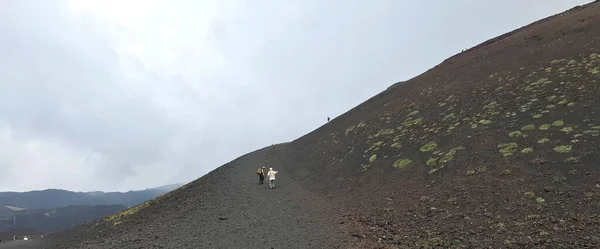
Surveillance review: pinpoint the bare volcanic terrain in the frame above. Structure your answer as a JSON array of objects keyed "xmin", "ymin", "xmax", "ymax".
[{"xmin": 3, "ymin": 1, "xmax": 600, "ymax": 249}]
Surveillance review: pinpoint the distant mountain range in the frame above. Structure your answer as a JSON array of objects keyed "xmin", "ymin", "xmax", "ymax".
[
  {"xmin": 0, "ymin": 183, "xmax": 183, "ymax": 235},
  {"xmin": 0, "ymin": 183, "xmax": 183, "ymax": 211}
]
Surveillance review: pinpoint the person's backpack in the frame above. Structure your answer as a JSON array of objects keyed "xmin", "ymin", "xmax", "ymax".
[{"xmin": 257, "ymin": 168, "xmax": 262, "ymax": 174}]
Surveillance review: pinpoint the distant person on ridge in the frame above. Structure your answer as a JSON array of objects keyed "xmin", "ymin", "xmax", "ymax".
[
  {"xmin": 257, "ymin": 166, "xmax": 265, "ymax": 185},
  {"xmin": 327, "ymin": 117, "xmax": 330, "ymax": 122},
  {"xmin": 267, "ymin": 167, "xmax": 278, "ymax": 189}
]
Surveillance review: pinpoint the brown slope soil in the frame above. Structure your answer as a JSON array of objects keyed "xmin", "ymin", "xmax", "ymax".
[{"xmin": 8, "ymin": 2, "xmax": 600, "ymax": 249}]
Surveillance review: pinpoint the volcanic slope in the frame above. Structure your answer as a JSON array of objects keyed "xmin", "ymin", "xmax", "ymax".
[
  {"xmin": 38, "ymin": 144, "xmax": 354, "ymax": 249},
  {"xmin": 15, "ymin": 1, "xmax": 600, "ymax": 249},
  {"xmin": 281, "ymin": 2, "xmax": 600, "ymax": 248}
]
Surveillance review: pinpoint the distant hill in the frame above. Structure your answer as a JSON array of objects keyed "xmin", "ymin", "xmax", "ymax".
[
  {"xmin": 0, "ymin": 183, "xmax": 183, "ymax": 210},
  {"xmin": 0, "ymin": 204, "xmax": 126, "ymax": 234},
  {"xmin": 0, "ymin": 184, "xmax": 182, "ymax": 239}
]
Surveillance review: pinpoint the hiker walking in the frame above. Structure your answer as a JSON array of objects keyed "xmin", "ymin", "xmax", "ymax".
[
  {"xmin": 266, "ymin": 167, "xmax": 278, "ymax": 189},
  {"xmin": 257, "ymin": 166, "xmax": 265, "ymax": 185}
]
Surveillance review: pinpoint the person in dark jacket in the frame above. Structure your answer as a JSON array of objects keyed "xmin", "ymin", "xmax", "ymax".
[{"xmin": 257, "ymin": 166, "xmax": 266, "ymax": 184}]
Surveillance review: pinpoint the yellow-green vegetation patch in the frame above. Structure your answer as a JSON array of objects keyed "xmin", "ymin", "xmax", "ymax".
[
  {"xmin": 466, "ymin": 170, "xmax": 475, "ymax": 176},
  {"xmin": 420, "ymin": 141, "xmax": 438, "ymax": 152},
  {"xmin": 501, "ymin": 169, "xmax": 511, "ymax": 175},
  {"xmin": 567, "ymin": 102, "xmax": 577, "ymax": 107},
  {"xmin": 539, "ymin": 124, "xmax": 551, "ymax": 130},
  {"xmin": 439, "ymin": 102, "xmax": 447, "ymax": 107},
  {"xmin": 374, "ymin": 128, "xmax": 395, "ymax": 137},
  {"xmin": 536, "ymin": 197, "xmax": 545, "ymax": 203},
  {"xmin": 509, "ymin": 131, "xmax": 525, "ymax": 137},
  {"xmin": 478, "ymin": 119, "xmax": 492, "ymax": 125},
  {"xmin": 498, "ymin": 143, "xmax": 518, "ymax": 156},
  {"xmin": 589, "ymin": 67, "xmax": 599, "ymax": 74},
  {"xmin": 551, "ymin": 59, "xmax": 566, "ymax": 64},
  {"xmin": 390, "ymin": 142, "xmax": 401, "ymax": 149},
  {"xmin": 426, "ymin": 158, "xmax": 438, "ymax": 166},
  {"xmin": 524, "ymin": 192, "xmax": 535, "ymax": 199},
  {"xmin": 546, "ymin": 104, "xmax": 556, "ymax": 109},
  {"xmin": 443, "ymin": 113, "xmax": 455, "ymax": 121},
  {"xmin": 532, "ymin": 114, "xmax": 543, "ymax": 119},
  {"xmin": 428, "ymin": 167, "xmax": 441, "ymax": 175},
  {"xmin": 556, "ymin": 100, "xmax": 568, "ymax": 105},
  {"xmin": 521, "ymin": 124, "xmax": 536, "ymax": 131},
  {"xmin": 477, "ymin": 166, "xmax": 488, "ymax": 173},
  {"xmin": 107, "ymin": 200, "xmax": 152, "ymax": 226},
  {"xmin": 403, "ymin": 117, "xmax": 423, "ymax": 127},
  {"xmin": 439, "ymin": 154, "xmax": 454, "ymax": 163},
  {"xmin": 552, "ymin": 120, "xmax": 564, "ymax": 127},
  {"xmin": 553, "ymin": 145, "xmax": 572, "ymax": 153},
  {"xmin": 520, "ymin": 147, "xmax": 532, "ymax": 153},
  {"xmin": 357, "ymin": 121, "xmax": 366, "ymax": 128},
  {"xmin": 407, "ymin": 110, "xmax": 419, "ymax": 116},
  {"xmin": 345, "ymin": 125, "xmax": 356, "ymax": 135},
  {"xmin": 445, "ymin": 146, "xmax": 465, "ymax": 156},
  {"xmin": 537, "ymin": 138, "xmax": 550, "ymax": 144},
  {"xmin": 393, "ymin": 159, "xmax": 412, "ymax": 169},
  {"xmin": 433, "ymin": 150, "xmax": 444, "ymax": 156},
  {"xmin": 369, "ymin": 154, "xmax": 377, "ymax": 162},
  {"xmin": 546, "ymin": 95, "xmax": 557, "ymax": 101},
  {"xmin": 561, "ymin": 127, "xmax": 574, "ymax": 133}
]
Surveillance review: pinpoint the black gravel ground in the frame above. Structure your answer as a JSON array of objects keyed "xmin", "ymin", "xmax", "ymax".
[{"xmin": 10, "ymin": 144, "xmax": 354, "ymax": 249}]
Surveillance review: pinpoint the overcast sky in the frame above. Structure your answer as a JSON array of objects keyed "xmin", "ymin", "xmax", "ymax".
[{"xmin": 0, "ymin": 0, "xmax": 592, "ymax": 192}]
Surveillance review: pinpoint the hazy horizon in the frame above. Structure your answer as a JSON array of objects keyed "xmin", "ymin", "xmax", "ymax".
[{"xmin": 0, "ymin": 0, "xmax": 593, "ymax": 192}]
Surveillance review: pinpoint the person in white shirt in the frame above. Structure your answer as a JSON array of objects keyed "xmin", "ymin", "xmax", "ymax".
[{"xmin": 266, "ymin": 167, "xmax": 278, "ymax": 189}]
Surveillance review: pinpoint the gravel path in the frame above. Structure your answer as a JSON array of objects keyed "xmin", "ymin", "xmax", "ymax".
[{"xmin": 22, "ymin": 144, "xmax": 351, "ymax": 249}]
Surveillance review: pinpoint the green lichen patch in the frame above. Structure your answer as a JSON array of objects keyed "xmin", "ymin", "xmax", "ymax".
[
  {"xmin": 390, "ymin": 142, "xmax": 401, "ymax": 148},
  {"xmin": 403, "ymin": 117, "xmax": 423, "ymax": 127},
  {"xmin": 443, "ymin": 113, "xmax": 455, "ymax": 121},
  {"xmin": 521, "ymin": 148, "xmax": 533, "ymax": 153},
  {"xmin": 477, "ymin": 166, "xmax": 488, "ymax": 173},
  {"xmin": 498, "ymin": 143, "xmax": 518, "ymax": 156},
  {"xmin": 561, "ymin": 127, "xmax": 574, "ymax": 133},
  {"xmin": 466, "ymin": 170, "xmax": 475, "ymax": 176},
  {"xmin": 392, "ymin": 159, "xmax": 412, "ymax": 169},
  {"xmin": 553, "ymin": 145, "xmax": 572, "ymax": 153},
  {"xmin": 567, "ymin": 102, "xmax": 577, "ymax": 107},
  {"xmin": 369, "ymin": 154, "xmax": 377, "ymax": 162},
  {"xmin": 502, "ymin": 169, "xmax": 511, "ymax": 175},
  {"xmin": 407, "ymin": 110, "xmax": 420, "ymax": 116},
  {"xmin": 509, "ymin": 131, "xmax": 525, "ymax": 138},
  {"xmin": 426, "ymin": 158, "xmax": 438, "ymax": 166},
  {"xmin": 439, "ymin": 155, "xmax": 454, "ymax": 164},
  {"xmin": 420, "ymin": 141, "xmax": 438, "ymax": 152},
  {"xmin": 546, "ymin": 104, "xmax": 556, "ymax": 109},
  {"xmin": 539, "ymin": 124, "xmax": 551, "ymax": 130},
  {"xmin": 374, "ymin": 128, "xmax": 395, "ymax": 137},
  {"xmin": 478, "ymin": 119, "xmax": 492, "ymax": 125},
  {"xmin": 537, "ymin": 138, "xmax": 550, "ymax": 144},
  {"xmin": 345, "ymin": 125, "xmax": 356, "ymax": 135},
  {"xmin": 532, "ymin": 114, "xmax": 543, "ymax": 119},
  {"xmin": 552, "ymin": 120, "xmax": 564, "ymax": 127},
  {"xmin": 428, "ymin": 167, "xmax": 441, "ymax": 175},
  {"xmin": 524, "ymin": 192, "xmax": 535, "ymax": 199},
  {"xmin": 521, "ymin": 124, "xmax": 536, "ymax": 131}
]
